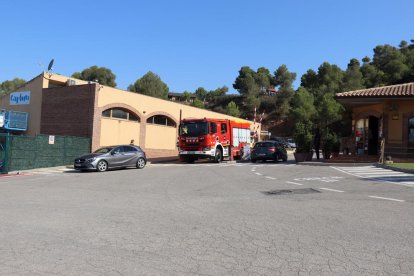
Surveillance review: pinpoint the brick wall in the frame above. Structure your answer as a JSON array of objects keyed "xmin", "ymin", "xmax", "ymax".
[{"xmin": 40, "ymin": 84, "xmax": 97, "ymax": 137}]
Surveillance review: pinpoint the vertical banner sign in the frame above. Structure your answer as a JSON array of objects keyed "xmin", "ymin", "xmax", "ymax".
[
  {"xmin": 49, "ymin": 135, "xmax": 55, "ymax": 145},
  {"xmin": 9, "ymin": 91, "xmax": 31, "ymax": 105}
]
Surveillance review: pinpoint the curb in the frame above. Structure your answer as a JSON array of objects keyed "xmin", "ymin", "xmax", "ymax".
[
  {"xmin": 297, "ymin": 161, "xmax": 378, "ymax": 167},
  {"xmin": 375, "ymin": 164, "xmax": 414, "ymax": 174}
]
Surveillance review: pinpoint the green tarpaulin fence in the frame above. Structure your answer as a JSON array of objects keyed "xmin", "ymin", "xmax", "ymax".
[{"xmin": 0, "ymin": 134, "xmax": 90, "ymax": 173}]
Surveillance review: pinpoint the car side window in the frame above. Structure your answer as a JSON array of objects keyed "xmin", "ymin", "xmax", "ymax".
[
  {"xmin": 123, "ymin": 146, "xmax": 138, "ymax": 152},
  {"xmin": 112, "ymin": 147, "xmax": 123, "ymax": 154}
]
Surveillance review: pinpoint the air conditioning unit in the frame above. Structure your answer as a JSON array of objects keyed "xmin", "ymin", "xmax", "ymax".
[{"xmin": 67, "ymin": 79, "xmax": 76, "ymax": 86}]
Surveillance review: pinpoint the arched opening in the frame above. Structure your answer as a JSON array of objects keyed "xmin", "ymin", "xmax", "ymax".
[
  {"xmin": 146, "ymin": 115, "xmax": 176, "ymax": 127},
  {"xmin": 100, "ymin": 107, "xmax": 141, "ymax": 146},
  {"xmin": 102, "ymin": 108, "xmax": 140, "ymax": 122}
]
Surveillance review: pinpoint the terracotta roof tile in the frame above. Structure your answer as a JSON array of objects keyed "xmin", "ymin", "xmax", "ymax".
[{"xmin": 335, "ymin": 82, "xmax": 414, "ymax": 98}]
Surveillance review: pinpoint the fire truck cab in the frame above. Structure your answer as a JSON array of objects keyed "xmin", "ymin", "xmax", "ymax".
[{"xmin": 178, "ymin": 118, "xmax": 252, "ymax": 163}]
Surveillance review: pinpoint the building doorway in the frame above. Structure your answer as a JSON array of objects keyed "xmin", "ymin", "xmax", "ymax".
[
  {"xmin": 368, "ymin": 116, "xmax": 379, "ymax": 155},
  {"xmin": 355, "ymin": 116, "xmax": 380, "ymax": 155}
]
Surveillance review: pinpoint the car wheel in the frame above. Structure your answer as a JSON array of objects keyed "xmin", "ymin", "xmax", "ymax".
[
  {"xmin": 214, "ymin": 149, "xmax": 222, "ymax": 163},
  {"xmin": 136, "ymin": 157, "xmax": 146, "ymax": 169},
  {"xmin": 96, "ymin": 160, "xmax": 108, "ymax": 172}
]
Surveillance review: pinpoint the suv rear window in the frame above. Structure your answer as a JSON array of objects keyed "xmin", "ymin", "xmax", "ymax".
[{"xmin": 254, "ymin": 142, "xmax": 274, "ymax": 148}]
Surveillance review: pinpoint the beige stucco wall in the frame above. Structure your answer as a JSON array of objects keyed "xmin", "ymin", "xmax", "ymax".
[
  {"xmin": 100, "ymin": 118, "xmax": 140, "ymax": 146},
  {"xmin": 96, "ymin": 85, "xmax": 258, "ymax": 151},
  {"xmin": 145, "ymin": 124, "xmax": 177, "ymax": 149},
  {"xmin": 97, "ymin": 86, "xmax": 253, "ymax": 124}
]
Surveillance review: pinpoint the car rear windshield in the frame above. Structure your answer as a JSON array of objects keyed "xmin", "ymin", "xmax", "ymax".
[{"xmin": 254, "ymin": 142, "xmax": 275, "ymax": 148}]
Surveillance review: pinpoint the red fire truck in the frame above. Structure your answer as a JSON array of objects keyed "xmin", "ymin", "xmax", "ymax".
[{"xmin": 178, "ymin": 118, "xmax": 253, "ymax": 162}]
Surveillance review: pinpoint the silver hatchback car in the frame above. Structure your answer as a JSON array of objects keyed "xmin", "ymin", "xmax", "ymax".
[{"xmin": 74, "ymin": 145, "xmax": 147, "ymax": 172}]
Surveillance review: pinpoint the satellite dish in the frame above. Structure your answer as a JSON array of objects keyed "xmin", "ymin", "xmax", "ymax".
[{"xmin": 47, "ymin": 59, "xmax": 54, "ymax": 71}]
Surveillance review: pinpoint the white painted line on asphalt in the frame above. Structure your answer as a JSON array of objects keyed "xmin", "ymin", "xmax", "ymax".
[
  {"xmin": 265, "ymin": 176, "xmax": 276, "ymax": 180},
  {"xmin": 368, "ymin": 196, "xmax": 405, "ymax": 202},
  {"xmin": 319, "ymin": 188, "xmax": 345, "ymax": 193},
  {"xmin": 286, "ymin": 181, "xmax": 303, "ymax": 186},
  {"xmin": 255, "ymin": 172, "xmax": 262, "ymax": 176},
  {"xmin": 356, "ymin": 171, "xmax": 405, "ymax": 175},
  {"xmin": 330, "ymin": 166, "xmax": 363, "ymax": 177},
  {"xmin": 402, "ymin": 182, "xmax": 414, "ymax": 185}
]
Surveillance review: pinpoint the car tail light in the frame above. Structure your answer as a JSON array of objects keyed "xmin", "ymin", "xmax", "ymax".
[{"xmin": 268, "ymin": 147, "xmax": 276, "ymax": 152}]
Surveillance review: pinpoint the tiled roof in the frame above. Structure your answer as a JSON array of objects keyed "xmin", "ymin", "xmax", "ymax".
[{"xmin": 335, "ymin": 82, "xmax": 414, "ymax": 98}]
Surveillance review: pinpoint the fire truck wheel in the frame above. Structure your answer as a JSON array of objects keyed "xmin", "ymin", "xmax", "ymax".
[{"xmin": 214, "ymin": 149, "xmax": 222, "ymax": 163}]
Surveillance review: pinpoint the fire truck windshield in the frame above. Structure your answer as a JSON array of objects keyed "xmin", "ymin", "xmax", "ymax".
[{"xmin": 180, "ymin": 121, "xmax": 208, "ymax": 136}]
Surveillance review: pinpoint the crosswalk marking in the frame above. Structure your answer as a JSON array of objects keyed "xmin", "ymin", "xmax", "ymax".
[{"xmin": 331, "ymin": 166, "xmax": 414, "ymax": 187}]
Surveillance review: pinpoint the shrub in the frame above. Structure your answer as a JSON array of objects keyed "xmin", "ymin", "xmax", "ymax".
[{"xmin": 293, "ymin": 121, "xmax": 313, "ymax": 153}]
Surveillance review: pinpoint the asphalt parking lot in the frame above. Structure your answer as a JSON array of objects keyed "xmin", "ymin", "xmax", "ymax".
[{"xmin": 1, "ymin": 160, "xmax": 414, "ymax": 275}]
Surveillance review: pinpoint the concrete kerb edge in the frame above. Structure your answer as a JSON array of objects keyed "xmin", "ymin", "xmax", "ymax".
[
  {"xmin": 375, "ymin": 163, "xmax": 414, "ymax": 174},
  {"xmin": 298, "ymin": 161, "xmax": 378, "ymax": 167}
]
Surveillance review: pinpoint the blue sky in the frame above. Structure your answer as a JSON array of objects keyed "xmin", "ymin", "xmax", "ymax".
[{"xmin": 1, "ymin": 0, "xmax": 413, "ymax": 93}]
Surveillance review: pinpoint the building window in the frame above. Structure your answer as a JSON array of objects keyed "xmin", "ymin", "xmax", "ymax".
[
  {"xmin": 409, "ymin": 117, "xmax": 414, "ymax": 143},
  {"xmin": 146, "ymin": 115, "xmax": 176, "ymax": 127},
  {"xmin": 101, "ymin": 108, "xmax": 140, "ymax": 122}
]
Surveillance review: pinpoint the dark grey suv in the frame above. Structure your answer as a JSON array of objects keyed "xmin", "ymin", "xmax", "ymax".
[{"xmin": 74, "ymin": 145, "xmax": 147, "ymax": 172}]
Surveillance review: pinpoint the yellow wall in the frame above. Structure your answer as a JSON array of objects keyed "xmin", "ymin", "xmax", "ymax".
[
  {"xmin": 145, "ymin": 124, "xmax": 177, "ymax": 149},
  {"xmin": 100, "ymin": 118, "xmax": 140, "ymax": 146},
  {"xmin": 388, "ymin": 116, "xmax": 402, "ymax": 142},
  {"xmin": 97, "ymin": 86, "xmax": 258, "ymax": 151},
  {"xmin": 353, "ymin": 104, "xmax": 383, "ymax": 118}
]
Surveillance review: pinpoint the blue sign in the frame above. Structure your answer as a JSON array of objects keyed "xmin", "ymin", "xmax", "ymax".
[
  {"xmin": 0, "ymin": 110, "xmax": 28, "ymax": 131},
  {"xmin": 10, "ymin": 91, "xmax": 31, "ymax": 105}
]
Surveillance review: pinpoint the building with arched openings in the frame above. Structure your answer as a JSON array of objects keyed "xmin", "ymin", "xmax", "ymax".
[
  {"xmin": 335, "ymin": 82, "xmax": 414, "ymax": 159},
  {"xmin": 0, "ymin": 73, "xmax": 257, "ymax": 160}
]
